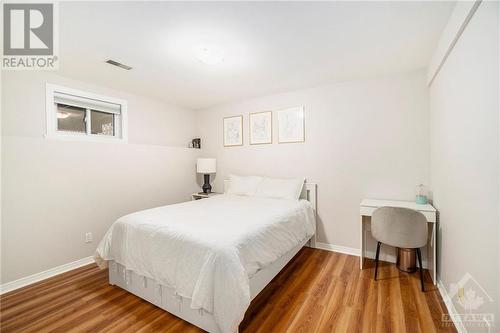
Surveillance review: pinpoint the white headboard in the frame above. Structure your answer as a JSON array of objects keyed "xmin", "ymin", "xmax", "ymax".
[
  {"xmin": 302, "ymin": 183, "xmax": 317, "ymax": 248},
  {"xmin": 301, "ymin": 183, "xmax": 317, "ymax": 212},
  {"xmin": 223, "ymin": 180, "xmax": 317, "ymax": 247}
]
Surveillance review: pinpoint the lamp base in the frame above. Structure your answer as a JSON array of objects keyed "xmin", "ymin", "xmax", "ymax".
[{"xmin": 202, "ymin": 174, "xmax": 212, "ymax": 194}]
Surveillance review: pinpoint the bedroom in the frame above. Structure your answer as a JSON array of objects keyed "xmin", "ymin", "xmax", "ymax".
[{"xmin": 0, "ymin": 1, "xmax": 499, "ymax": 332}]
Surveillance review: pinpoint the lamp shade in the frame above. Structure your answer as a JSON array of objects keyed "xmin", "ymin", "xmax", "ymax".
[{"xmin": 197, "ymin": 158, "xmax": 216, "ymax": 174}]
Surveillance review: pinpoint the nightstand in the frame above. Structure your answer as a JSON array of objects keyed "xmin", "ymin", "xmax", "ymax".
[{"xmin": 191, "ymin": 192, "xmax": 222, "ymax": 200}]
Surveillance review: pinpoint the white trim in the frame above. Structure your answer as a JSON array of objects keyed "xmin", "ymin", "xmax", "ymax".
[
  {"xmin": 314, "ymin": 242, "xmax": 431, "ymax": 269},
  {"xmin": 0, "ymin": 256, "xmax": 95, "ymax": 295},
  {"xmin": 427, "ymin": 0, "xmax": 482, "ymax": 86},
  {"xmin": 54, "ymin": 92, "xmax": 121, "ymax": 114},
  {"xmin": 45, "ymin": 83, "xmax": 128, "ymax": 143},
  {"xmin": 315, "ymin": 242, "xmax": 360, "ymax": 257},
  {"xmin": 437, "ymin": 278, "xmax": 468, "ymax": 333},
  {"xmin": 364, "ymin": 246, "xmax": 429, "ymax": 269},
  {"xmin": 44, "ymin": 132, "xmax": 128, "ymax": 144}
]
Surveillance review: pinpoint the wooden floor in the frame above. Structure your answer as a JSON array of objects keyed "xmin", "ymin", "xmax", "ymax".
[{"xmin": 0, "ymin": 248, "xmax": 456, "ymax": 333}]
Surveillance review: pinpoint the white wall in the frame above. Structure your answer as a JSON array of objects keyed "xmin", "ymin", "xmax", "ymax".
[
  {"xmin": 1, "ymin": 71, "xmax": 199, "ymax": 283},
  {"xmin": 429, "ymin": 1, "xmax": 499, "ymax": 328},
  {"xmin": 0, "ymin": 71, "xmax": 3, "ymax": 286},
  {"xmin": 196, "ymin": 70, "xmax": 430, "ymax": 250}
]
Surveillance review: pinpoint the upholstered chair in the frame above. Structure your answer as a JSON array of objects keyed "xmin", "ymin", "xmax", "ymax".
[{"xmin": 371, "ymin": 207, "xmax": 428, "ymax": 291}]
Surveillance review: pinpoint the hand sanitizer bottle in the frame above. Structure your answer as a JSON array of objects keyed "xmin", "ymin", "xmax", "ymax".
[{"xmin": 416, "ymin": 184, "xmax": 428, "ymax": 204}]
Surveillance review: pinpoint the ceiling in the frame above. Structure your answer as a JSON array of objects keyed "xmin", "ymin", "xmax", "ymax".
[{"xmin": 58, "ymin": 1, "xmax": 454, "ymax": 110}]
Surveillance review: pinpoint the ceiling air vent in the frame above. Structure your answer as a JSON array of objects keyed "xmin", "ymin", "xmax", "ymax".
[{"xmin": 105, "ymin": 59, "xmax": 132, "ymax": 70}]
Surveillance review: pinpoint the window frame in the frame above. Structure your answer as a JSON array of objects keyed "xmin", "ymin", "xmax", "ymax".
[{"xmin": 45, "ymin": 84, "xmax": 128, "ymax": 143}]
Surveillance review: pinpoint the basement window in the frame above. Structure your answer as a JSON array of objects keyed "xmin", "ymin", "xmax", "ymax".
[{"xmin": 46, "ymin": 84, "xmax": 127, "ymax": 142}]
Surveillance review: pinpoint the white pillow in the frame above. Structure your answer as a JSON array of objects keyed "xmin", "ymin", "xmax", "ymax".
[
  {"xmin": 255, "ymin": 177, "xmax": 305, "ymax": 200},
  {"xmin": 226, "ymin": 174, "xmax": 263, "ymax": 196}
]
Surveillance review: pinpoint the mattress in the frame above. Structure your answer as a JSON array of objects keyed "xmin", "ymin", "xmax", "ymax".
[{"xmin": 95, "ymin": 194, "xmax": 315, "ymax": 333}]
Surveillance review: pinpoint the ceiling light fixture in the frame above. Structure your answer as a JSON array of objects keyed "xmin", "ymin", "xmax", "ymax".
[{"xmin": 194, "ymin": 44, "xmax": 225, "ymax": 66}]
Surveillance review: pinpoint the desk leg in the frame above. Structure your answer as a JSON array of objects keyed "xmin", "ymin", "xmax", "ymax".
[
  {"xmin": 433, "ymin": 223, "xmax": 437, "ymax": 285},
  {"xmin": 360, "ymin": 215, "xmax": 364, "ymax": 269},
  {"xmin": 427, "ymin": 223, "xmax": 437, "ymax": 285}
]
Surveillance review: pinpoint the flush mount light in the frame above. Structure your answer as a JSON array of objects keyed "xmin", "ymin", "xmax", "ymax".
[
  {"xmin": 194, "ymin": 44, "xmax": 225, "ymax": 66},
  {"xmin": 57, "ymin": 112, "xmax": 69, "ymax": 119}
]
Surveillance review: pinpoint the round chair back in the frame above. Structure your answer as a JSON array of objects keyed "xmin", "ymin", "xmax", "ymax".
[{"xmin": 371, "ymin": 207, "xmax": 428, "ymax": 249}]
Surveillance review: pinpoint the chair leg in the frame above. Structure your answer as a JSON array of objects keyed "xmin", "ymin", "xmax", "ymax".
[
  {"xmin": 416, "ymin": 248, "xmax": 425, "ymax": 292},
  {"xmin": 374, "ymin": 242, "xmax": 381, "ymax": 281}
]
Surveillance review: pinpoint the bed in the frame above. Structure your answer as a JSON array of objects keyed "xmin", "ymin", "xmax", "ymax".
[{"xmin": 95, "ymin": 180, "xmax": 316, "ymax": 333}]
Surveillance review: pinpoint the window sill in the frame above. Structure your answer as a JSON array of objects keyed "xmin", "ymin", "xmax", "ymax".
[{"xmin": 44, "ymin": 132, "xmax": 128, "ymax": 144}]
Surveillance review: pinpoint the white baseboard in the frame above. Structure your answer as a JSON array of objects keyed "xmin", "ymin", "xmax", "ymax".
[
  {"xmin": 315, "ymin": 242, "xmax": 430, "ymax": 269},
  {"xmin": 0, "ymin": 256, "xmax": 95, "ymax": 295},
  {"xmin": 315, "ymin": 242, "xmax": 360, "ymax": 257},
  {"xmin": 437, "ymin": 278, "xmax": 468, "ymax": 333},
  {"xmin": 364, "ymin": 249, "xmax": 429, "ymax": 269}
]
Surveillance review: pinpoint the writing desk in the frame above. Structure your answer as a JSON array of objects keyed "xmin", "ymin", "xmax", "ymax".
[{"xmin": 360, "ymin": 199, "xmax": 437, "ymax": 285}]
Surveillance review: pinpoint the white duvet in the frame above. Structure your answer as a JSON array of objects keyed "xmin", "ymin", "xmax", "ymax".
[{"xmin": 94, "ymin": 194, "xmax": 315, "ymax": 333}]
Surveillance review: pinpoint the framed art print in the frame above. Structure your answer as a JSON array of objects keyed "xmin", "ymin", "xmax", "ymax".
[
  {"xmin": 249, "ymin": 111, "xmax": 272, "ymax": 145},
  {"xmin": 277, "ymin": 106, "xmax": 305, "ymax": 143},
  {"xmin": 223, "ymin": 115, "xmax": 243, "ymax": 147}
]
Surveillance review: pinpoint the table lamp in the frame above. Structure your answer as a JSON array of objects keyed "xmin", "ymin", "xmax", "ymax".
[{"xmin": 197, "ymin": 158, "xmax": 216, "ymax": 193}]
